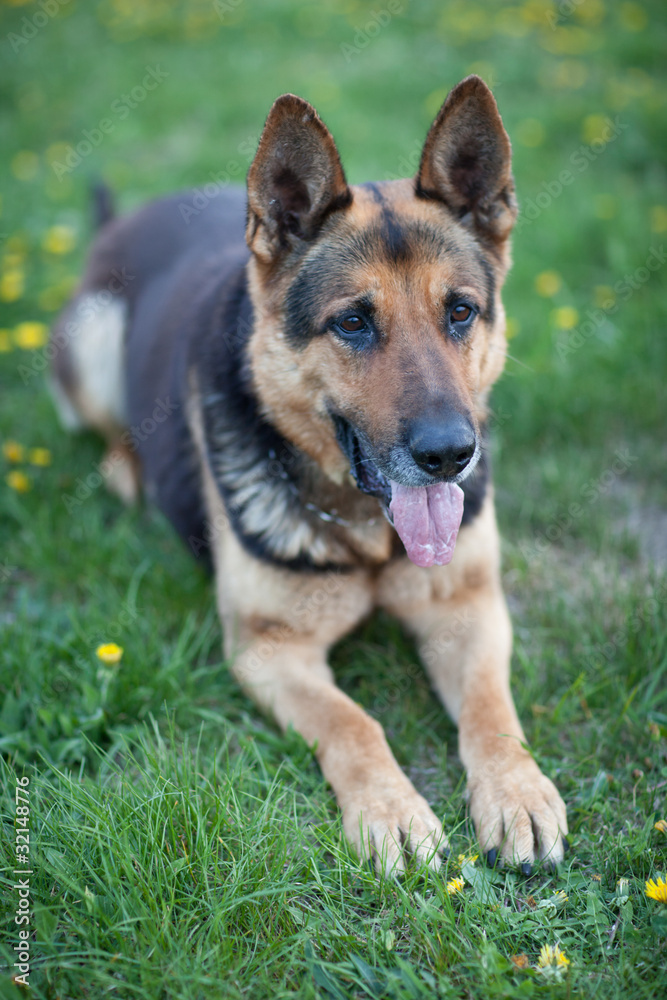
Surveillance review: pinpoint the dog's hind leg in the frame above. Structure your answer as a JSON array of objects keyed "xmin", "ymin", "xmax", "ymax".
[{"xmin": 50, "ymin": 290, "xmax": 140, "ymax": 504}]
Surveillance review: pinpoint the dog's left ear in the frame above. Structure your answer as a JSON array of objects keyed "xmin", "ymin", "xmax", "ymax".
[
  {"xmin": 246, "ymin": 94, "xmax": 351, "ymax": 262},
  {"xmin": 417, "ymin": 75, "xmax": 517, "ymax": 242}
]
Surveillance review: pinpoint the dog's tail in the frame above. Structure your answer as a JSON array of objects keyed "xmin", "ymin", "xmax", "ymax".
[{"xmin": 91, "ymin": 180, "xmax": 115, "ymax": 230}]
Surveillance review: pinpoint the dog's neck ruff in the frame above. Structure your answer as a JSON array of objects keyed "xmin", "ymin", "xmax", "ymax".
[{"xmin": 193, "ymin": 267, "xmax": 381, "ymax": 571}]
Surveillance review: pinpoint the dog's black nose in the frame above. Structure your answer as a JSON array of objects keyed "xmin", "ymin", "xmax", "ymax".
[{"xmin": 408, "ymin": 414, "xmax": 477, "ymax": 478}]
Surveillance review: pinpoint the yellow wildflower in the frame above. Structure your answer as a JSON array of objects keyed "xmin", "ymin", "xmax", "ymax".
[
  {"xmin": 535, "ymin": 271, "xmax": 562, "ymax": 297},
  {"xmin": 654, "ymin": 820, "xmax": 667, "ymax": 835},
  {"xmin": 0, "ymin": 270, "xmax": 25, "ymax": 302},
  {"xmin": 42, "ymin": 225, "xmax": 76, "ymax": 255},
  {"xmin": 551, "ymin": 306, "xmax": 579, "ymax": 330},
  {"xmin": 538, "ymin": 943, "xmax": 570, "ymax": 969},
  {"xmin": 650, "ymin": 206, "xmax": 667, "ymax": 233},
  {"xmin": 457, "ymin": 852, "xmax": 479, "ymax": 867},
  {"xmin": 516, "ymin": 118, "xmax": 545, "ymax": 148},
  {"xmin": 96, "ymin": 643, "xmax": 124, "ymax": 665},
  {"xmin": 6, "ymin": 470, "xmax": 30, "ymax": 493},
  {"xmin": 581, "ymin": 114, "xmax": 614, "ymax": 146},
  {"xmin": 446, "ymin": 876, "xmax": 465, "ymax": 896},
  {"xmin": 28, "ymin": 447, "xmax": 51, "ymax": 466},
  {"xmin": 645, "ymin": 877, "xmax": 667, "ymax": 903},
  {"xmin": 2, "ymin": 440, "xmax": 24, "ymax": 463},
  {"xmin": 505, "ymin": 317, "xmax": 520, "ymax": 339},
  {"xmin": 2, "ymin": 252, "xmax": 25, "ymax": 269},
  {"xmin": 14, "ymin": 322, "xmax": 48, "ymax": 350},
  {"xmin": 594, "ymin": 194, "xmax": 617, "ymax": 219},
  {"xmin": 11, "ymin": 150, "xmax": 39, "ymax": 182}
]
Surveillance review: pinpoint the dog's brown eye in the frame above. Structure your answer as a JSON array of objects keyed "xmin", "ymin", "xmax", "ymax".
[
  {"xmin": 452, "ymin": 304, "xmax": 472, "ymax": 323},
  {"xmin": 339, "ymin": 316, "xmax": 365, "ymax": 333}
]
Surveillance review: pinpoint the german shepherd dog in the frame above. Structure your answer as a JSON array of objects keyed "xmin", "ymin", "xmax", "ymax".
[{"xmin": 50, "ymin": 76, "xmax": 567, "ymax": 874}]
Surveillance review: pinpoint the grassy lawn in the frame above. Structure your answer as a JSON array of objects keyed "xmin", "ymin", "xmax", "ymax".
[{"xmin": 1, "ymin": 0, "xmax": 666, "ymax": 996}]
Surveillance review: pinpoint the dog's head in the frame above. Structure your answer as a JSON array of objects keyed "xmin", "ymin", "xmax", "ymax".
[{"xmin": 245, "ymin": 77, "xmax": 517, "ymax": 565}]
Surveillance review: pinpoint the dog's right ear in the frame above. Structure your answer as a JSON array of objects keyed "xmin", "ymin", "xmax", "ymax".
[{"xmin": 246, "ymin": 94, "xmax": 351, "ymax": 263}]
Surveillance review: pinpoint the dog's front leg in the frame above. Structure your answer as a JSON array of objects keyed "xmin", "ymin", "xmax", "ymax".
[
  {"xmin": 380, "ymin": 500, "xmax": 568, "ymax": 868},
  {"xmin": 212, "ymin": 546, "xmax": 446, "ymax": 873},
  {"xmin": 228, "ymin": 624, "xmax": 447, "ymax": 875}
]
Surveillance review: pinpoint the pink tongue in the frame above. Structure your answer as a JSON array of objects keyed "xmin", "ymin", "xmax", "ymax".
[{"xmin": 389, "ymin": 481, "xmax": 465, "ymax": 568}]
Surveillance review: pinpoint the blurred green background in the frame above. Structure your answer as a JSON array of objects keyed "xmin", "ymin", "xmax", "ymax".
[
  {"xmin": 1, "ymin": 2, "xmax": 666, "ymax": 998},
  {"xmin": 1, "ymin": 0, "xmax": 666, "ymax": 508}
]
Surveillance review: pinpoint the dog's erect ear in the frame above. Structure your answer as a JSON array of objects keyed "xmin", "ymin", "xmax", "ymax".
[
  {"xmin": 417, "ymin": 75, "xmax": 517, "ymax": 242},
  {"xmin": 246, "ymin": 94, "xmax": 351, "ymax": 262}
]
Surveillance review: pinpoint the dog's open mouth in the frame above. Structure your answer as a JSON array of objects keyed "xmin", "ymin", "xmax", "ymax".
[{"xmin": 333, "ymin": 416, "xmax": 464, "ymax": 568}]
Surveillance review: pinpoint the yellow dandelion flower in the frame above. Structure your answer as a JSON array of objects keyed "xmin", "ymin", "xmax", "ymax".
[
  {"xmin": 551, "ymin": 306, "xmax": 579, "ymax": 330},
  {"xmin": 516, "ymin": 118, "xmax": 545, "ymax": 148},
  {"xmin": 619, "ymin": 2, "xmax": 648, "ymax": 32},
  {"xmin": 42, "ymin": 225, "xmax": 76, "ymax": 255},
  {"xmin": 2, "ymin": 251, "xmax": 25, "ymax": 269},
  {"xmin": 14, "ymin": 322, "xmax": 48, "ymax": 350},
  {"xmin": 457, "ymin": 852, "xmax": 479, "ymax": 866},
  {"xmin": 654, "ymin": 820, "xmax": 667, "ymax": 835},
  {"xmin": 2, "ymin": 440, "xmax": 24, "ymax": 463},
  {"xmin": 6, "ymin": 470, "xmax": 30, "ymax": 493},
  {"xmin": 0, "ymin": 270, "xmax": 25, "ymax": 302},
  {"xmin": 645, "ymin": 877, "xmax": 667, "ymax": 903},
  {"xmin": 511, "ymin": 953, "xmax": 530, "ymax": 969},
  {"xmin": 650, "ymin": 206, "xmax": 667, "ymax": 233},
  {"xmin": 594, "ymin": 285, "xmax": 615, "ymax": 310},
  {"xmin": 11, "ymin": 150, "xmax": 39, "ymax": 182},
  {"xmin": 535, "ymin": 270, "xmax": 562, "ymax": 297},
  {"xmin": 446, "ymin": 876, "xmax": 465, "ymax": 896},
  {"xmin": 581, "ymin": 114, "xmax": 614, "ymax": 146},
  {"xmin": 591, "ymin": 874, "xmax": 602, "ymax": 881},
  {"xmin": 0, "ymin": 329, "xmax": 11, "ymax": 352},
  {"xmin": 424, "ymin": 87, "xmax": 449, "ymax": 119},
  {"xmin": 538, "ymin": 943, "xmax": 570, "ymax": 969},
  {"xmin": 6, "ymin": 234, "xmax": 29, "ymax": 254},
  {"xmin": 505, "ymin": 317, "xmax": 520, "ymax": 340},
  {"xmin": 96, "ymin": 642, "xmax": 123, "ymax": 665},
  {"xmin": 28, "ymin": 447, "xmax": 51, "ymax": 467},
  {"xmin": 594, "ymin": 194, "xmax": 617, "ymax": 219}
]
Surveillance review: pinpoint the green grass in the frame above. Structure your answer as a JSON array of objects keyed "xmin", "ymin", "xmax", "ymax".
[{"xmin": 1, "ymin": 0, "xmax": 667, "ymax": 996}]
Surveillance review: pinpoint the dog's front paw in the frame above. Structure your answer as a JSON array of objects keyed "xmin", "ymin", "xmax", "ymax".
[
  {"xmin": 467, "ymin": 754, "xmax": 568, "ymax": 870},
  {"xmin": 341, "ymin": 777, "xmax": 448, "ymax": 876}
]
